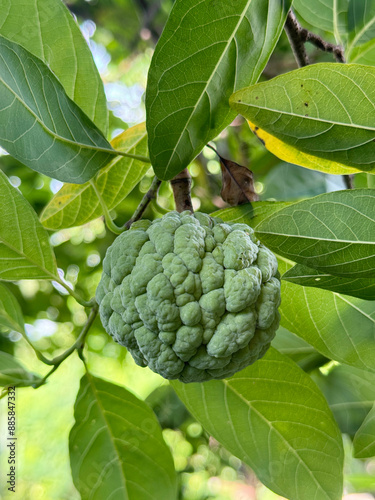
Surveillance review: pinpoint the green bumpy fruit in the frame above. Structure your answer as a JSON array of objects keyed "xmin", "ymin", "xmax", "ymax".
[{"xmin": 96, "ymin": 211, "xmax": 281, "ymax": 383}]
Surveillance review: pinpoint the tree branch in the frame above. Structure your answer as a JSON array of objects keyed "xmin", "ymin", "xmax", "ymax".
[
  {"xmin": 170, "ymin": 168, "xmax": 194, "ymax": 212},
  {"xmin": 284, "ymin": 10, "xmax": 345, "ymax": 66},
  {"xmin": 343, "ymin": 174, "xmax": 354, "ymax": 189},
  {"xmin": 284, "ymin": 10, "xmax": 310, "ymax": 67},
  {"xmin": 125, "ymin": 176, "xmax": 162, "ymax": 229},
  {"xmin": 32, "ymin": 304, "xmax": 98, "ymax": 388},
  {"xmin": 300, "ymin": 29, "xmax": 346, "ymax": 63},
  {"xmin": 284, "ymin": 10, "xmax": 352, "ymax": 189},
  {"xmin": 53, "ymin": 275, "xmax": 96, "ymax": 308}
]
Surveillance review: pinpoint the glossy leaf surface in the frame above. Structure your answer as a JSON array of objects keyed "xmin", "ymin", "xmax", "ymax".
[
  {"xmin": 314, "ymin": 364, "xmax": 375, "ymax": 436},
  {"xmin": 248, "ymin": 121, "xmax": 357, "ymax": 175},
  {"xmin": 146, "ymin": 0, "xmax": 291, "ymax": 180},
  {"xmin": 0, "ymin": 283, "xmax": 24, "ymax": 333},
  {"xmin": 0, "ymin": 170, "xmax": 58, "ymax": 280},
  {"xmin": 0, "ymin": 36, "xmax": 115, "ymax": 183},
  {"xmin": 278, "ymin": 258, "xmax": 375, "ymax": 373},
  {"xmin": 231, "ymin": 64, "xmax": 375, "ymax": 174},
  {"xmin": 293, "ymin": 0, "xmax": 349, "ymax": 43},
  {"xmin": 41, "ymin": 124, "xmax": 150, "ymax": 229},
  {"xmin": 353, "ymin": 403, "xmax": 375, "ymax": 458},
  {"xmin": 255, "ymin": 190, "xmax": 375, "ymax": 278},
  {"xmin": 69, "ymin": 374, "xmax": 177, "ymax": 500},
  {"xmin": 282, "ymin": 263, "xmax": 375, "ymax": 300},
  {"xmin": 0, "ymin": 351, "xmax": 41, "ymax": 387},
  {"xmin": 172, "ymin": 348, "xmax": 344, "ymax": 500},
  {"xmin": 0, "ymin": 0, "xmax": 108, "ymax": 133}
]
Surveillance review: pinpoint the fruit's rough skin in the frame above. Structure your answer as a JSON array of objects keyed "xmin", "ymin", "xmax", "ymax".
[{"xmin": 96, "ymin": 211, "xmax": 281, "ymax": 383}]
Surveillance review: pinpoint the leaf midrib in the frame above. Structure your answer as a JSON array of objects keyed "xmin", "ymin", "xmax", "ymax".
[
  {"xmin": 348, "ymin": 13, "xmax": 375, "ymax": 54},
  {"xmin": 0, "ymin": 64, "xmax": 115, "ymax": 154},
  {"xmin": 0, "ymin": 306, "xmax": 23, "ymax": 333},
  {"xmin": 333, "ymin": 0, "xmax": 343, "ymax": 45},
  {"xmin": 86, "ymin": 373, "xmax": 129, "ymax": 500},
  {"xmin": 41, "ymin": 130, "xmax": 148, "ymax": 223},
  {"xmin": 221, "ymin": 377, "xmax": 335, "ymax": 500},
  {"xmin": 235, "ymin": 101, "xmax": 375, "ymax": 132},
  {"xmin": 0, "ymin": 233, "xmax": 57, "ymax": 279},
  {"xmin": 162, "ymin": 0, "xmax": 253, "ymax": 178},
  {"xmin": 256, "ymin": 231, "xmax": 375, "ymax": 245}
]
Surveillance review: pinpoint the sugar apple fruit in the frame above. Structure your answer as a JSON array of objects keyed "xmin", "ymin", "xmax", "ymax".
[{"xmin": 96, "ymin": 211, "xmax": 281, "ymax": 383}]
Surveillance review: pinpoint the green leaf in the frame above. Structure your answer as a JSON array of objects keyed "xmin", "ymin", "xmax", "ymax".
[
  {"xmin": 348, "ymin": 37, "xmax": 375, "ymax": 65},
  {"xmin": 0, "ymin": 351, "xmax": 41, "ymax": 387},
  {"xmin": 146, "ymin": 0, "xmax": 291, "ymax": 180},
  {"xmin": 347, "ymin": 0, "xmax": 375, "ymax": 52},
  {"xmin": 69, "ymin": 373, "xmax": 177, "ymax": 500},
  {"xmin": 353, "ymin": 403, "xmax": 375, "ymax": 458},
  {"xmin": 346, "ymin": 474, "xmax": 375, "ymax": 492},
  {"xmin": 293, "ymin": 0, "xmax": 349, "ymax": 44},
  {"xmin": 0, "ymin": 0, "xmax": 108, "ymax": 134},
  {"xmin": 313, "ymin": 364, "xmax": 375, "ymax": 436},
  {"xmin": 0, "ymin": 283, "xmax": 24, "ymax": 333},
  {"xmin": 0, "ymin": 170, "xmax": 58, "ymax": 280},
  {"xmin": 219, "ymin": 203, "xmax": 375, "ymax": 373},
  {"xmin": 282, "ymin": 263, "xmax": 375, "ymax": 300},
  {"xmin": 145, "ymin": 385, "xmax": 190, "ymax": 429},
  {"xmin": 172, "ymin": 348, "xmax": 344, "ymax": 500},
  {"xmin": 0, "ymin": 35, "xmax": 116, "ymax": 183},
  {"xmin": 41, "ymin": 124, "xmax": 150, "ymax": 229},
  {"xmin": 261, "ymin": 163, "xmax": 334, "ymax": 200},
  {"xmin": 213, "ymin": 200, "xmax": 294, "ymax": 228},
  {"xmin": 255, "ymin": 189, "xmax": 375, "ymax": 279},
  {"xmin": 231, "ymin": 64, "xmax": 375, "ymax": 174},
  {"xmin": 278, "ymin": 258, "xmax": 375, "ymax": 373},
  {"xmin": 346, "ymin": 0, "xmax": 375, "ymax": 65},
  {"xmin": 272, "ymin": 326, "xmax": 328, "ymax": 372}
]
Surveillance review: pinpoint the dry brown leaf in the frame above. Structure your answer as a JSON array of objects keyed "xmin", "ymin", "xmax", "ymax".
[{"xmin": 207, "ymin": 146, "xmax": 259, "ymax": 205}]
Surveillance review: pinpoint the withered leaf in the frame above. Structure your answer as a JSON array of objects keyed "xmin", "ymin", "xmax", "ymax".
[{"xmin": 207, "ymin": 145, "xmax": 259, "ymax": 206}]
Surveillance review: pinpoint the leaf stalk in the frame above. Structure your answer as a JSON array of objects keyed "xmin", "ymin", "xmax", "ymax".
[
  {"xmin": 32, "ymin": 304, "xmax": 98, "ymax": 388},
  {"xmin": 53, "ymin": 275, "xmax": 96, "ymax": 307},
  {"xmin": 113, "ymin": 150, "xmax": 150, "ymax": 163}
]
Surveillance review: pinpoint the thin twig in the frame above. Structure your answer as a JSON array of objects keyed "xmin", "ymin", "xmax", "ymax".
[
  {"xmin": 170, "ymin": 168, "xmax": 194, "ymax": 212},
  {"xmin": 93, "ymin": 175, "xmax": 161, "ymax": 233},
  {"xmin": 300, "ymin": 29, "xmax": 346, "ymax": 63},
  {"xmin": 39, "ymin": 264, "xmax": 94, "ymax": 307},
  {"xmin": 284, "ymin": 10, "xmax": 310, "ymax": 67},
  {"xmin": 90, "ymin": 180, "xmax": 123, "ymax": 234},
  {"xmin": 53, "ymin": 276, "xmax": 96, "ymax": 308},
  {"xmin": 32, "ymin": 305, "xmax": 98, "ymax": 388},
  {"xmin": 343, "ymin": 174, "xmax": 354, "ymax": 189},
  {"xmin": 125, "ymin": 176, "xmax": 162, "ymax": 229},
  {"xmin": 285, "ymin": 10, "xmax": 345, "ymax": 65},
  {"xmin": 284, "ymin": 10, "xmax": 352, "ymax": 189}
]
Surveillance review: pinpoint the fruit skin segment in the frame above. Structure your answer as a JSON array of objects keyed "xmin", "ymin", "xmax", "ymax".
[{"xmin": 96, "ymin": 211, "xmax": 281, "ymax": 383}]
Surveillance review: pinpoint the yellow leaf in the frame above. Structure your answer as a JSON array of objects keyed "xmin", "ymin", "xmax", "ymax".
[
  {"xmin": 41, "ymin": 123, "xmax": 150, "ymax": 229},
  {"xmin": 248, "ymin": 121, "xmax": 358, "ymax": 175}
]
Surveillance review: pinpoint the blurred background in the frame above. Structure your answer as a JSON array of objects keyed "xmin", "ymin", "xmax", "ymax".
[{"xmin": 0, "ymin": 0, "xmax": 375, "ymax": 498}]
